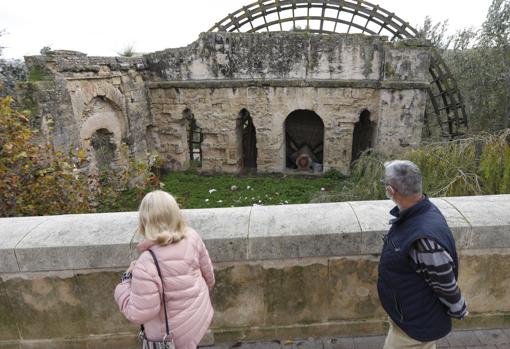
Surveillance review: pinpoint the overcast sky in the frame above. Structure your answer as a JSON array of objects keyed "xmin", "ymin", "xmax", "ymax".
[{"xmin": 1, "ymin": 0, "xmax": 491, "ymax": 59}]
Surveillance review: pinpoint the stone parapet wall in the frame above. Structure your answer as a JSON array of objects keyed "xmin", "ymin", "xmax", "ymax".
[{"xmin": 1, "ymin": 195, "xmax": 510, "ymax": 348}]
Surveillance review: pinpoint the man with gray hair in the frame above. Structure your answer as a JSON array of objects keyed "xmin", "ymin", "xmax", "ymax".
[{"xmin": 377, "ymin": 160, "xmax": 467, "ymax": 349}]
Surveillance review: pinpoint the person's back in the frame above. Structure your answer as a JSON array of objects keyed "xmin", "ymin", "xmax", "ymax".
[
  {"xmin": 378, "ymin": 160, "xmax": 467, "ymax": 349},
  {"xmin": 114, "ymin": 190, "xmax": 215, "ymax": 349}
]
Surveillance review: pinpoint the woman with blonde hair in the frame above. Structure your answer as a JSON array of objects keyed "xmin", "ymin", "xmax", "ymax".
[{"xmin": 114, "ymin": 190, "xmax": 215, "ymax": 349}]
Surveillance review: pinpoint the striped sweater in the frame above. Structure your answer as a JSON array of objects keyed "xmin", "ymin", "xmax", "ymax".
[{"xmin": 408, "ymin": 238, "xmax": 468, "ymax": 319}]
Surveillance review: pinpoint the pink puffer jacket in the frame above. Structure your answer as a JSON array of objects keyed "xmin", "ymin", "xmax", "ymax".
[{"xmin": 114, "ymin": 227, "xmax": 215, "ymax": 349}]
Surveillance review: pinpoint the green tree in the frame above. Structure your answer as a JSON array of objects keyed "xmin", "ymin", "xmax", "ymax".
[{"xmin": 419, "ymin": 0, "xmax": 510, "ymax": 134}]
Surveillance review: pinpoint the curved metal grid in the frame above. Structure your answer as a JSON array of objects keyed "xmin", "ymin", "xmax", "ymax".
[{"xmin": 208, "ymin": 0, "xmax": 468, "ymax": 138}]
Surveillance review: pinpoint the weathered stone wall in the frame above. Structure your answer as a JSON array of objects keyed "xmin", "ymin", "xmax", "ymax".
[
  {"xmin": 1, "ymin": 195, "xmax": 509, "ymax": 348},
  {"xmin": 144, "ymin": 33, "xmax": 430, "ymax": 173},
  {"xmin": 23, "ymin": 51, "xmax": 152, "ymax": 174},
  {"xmin": 21, "ymin": 33, "xmax": 430, "ymax": 175},
  {"xmin": 148, "ymin": 86, "xmax": 382, "ymax": 173}
]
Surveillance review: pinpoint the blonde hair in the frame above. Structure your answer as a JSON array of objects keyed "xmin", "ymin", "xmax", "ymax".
[{"xmin": 138, "ymin": 190, "xmax": 187, "ymax": 245}]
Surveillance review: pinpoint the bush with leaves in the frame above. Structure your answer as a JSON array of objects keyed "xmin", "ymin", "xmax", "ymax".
[
  {"xmin": 0, "ymin": 96, "xmax": 90, "ymax": 216},
  {"xmin": 312, "ymin": 130, "xmax": 510, "ymax": 203},
  {"xmin": 94, "ymin": 149, "xmax": 163, "ymax": 212}
]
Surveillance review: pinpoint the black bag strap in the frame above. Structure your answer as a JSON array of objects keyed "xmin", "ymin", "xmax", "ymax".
[
  {"xmin": 148, "ymin": 249, "xmax": 171, "ymax": 337},
  {"xmin": 140, "ymin": 249, "xmax": 171, "ymax": 339}
]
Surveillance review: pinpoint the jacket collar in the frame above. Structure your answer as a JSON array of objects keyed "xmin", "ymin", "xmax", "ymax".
[
  {"xmin": 136, "ymin": 239, "xmax": 157, "ymax": 253},
  {"xmin": 389, "ymin": 195, "xmax": 430, "ymax": 224}
]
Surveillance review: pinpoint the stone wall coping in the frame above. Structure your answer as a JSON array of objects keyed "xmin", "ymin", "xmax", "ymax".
[
  {"xmin": 147, "ymin": 79, "xmax": 430, "ymax": 90},
  {"xmin": 1, "ymin": 195, "xmax": 509, "ymax": 273}
]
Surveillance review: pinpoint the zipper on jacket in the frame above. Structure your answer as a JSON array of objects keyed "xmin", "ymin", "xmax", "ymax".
[
  {"xmin": 390, "ymin": 238, "xmax": 400, "ymax": 252},
  {"xmin": 393, "ymin": 294, "xmax": 404, "ymax": 322},
  {"xmin": 382, "ymin": 234, "xmax": 400, "ymax": 252}
]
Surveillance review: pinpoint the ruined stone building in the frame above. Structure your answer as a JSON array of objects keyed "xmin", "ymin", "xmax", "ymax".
[{"xmin": 21, "ymin": 0, "xmax": 467, "ymax": 175}]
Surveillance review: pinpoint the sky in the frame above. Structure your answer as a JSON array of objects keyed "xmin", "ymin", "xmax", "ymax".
[{"xmin": 0, "ymin": 0, "xmax": 492, "ymax": 59}]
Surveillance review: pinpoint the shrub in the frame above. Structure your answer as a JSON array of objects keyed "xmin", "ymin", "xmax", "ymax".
[
  {"xmin": 313, "ymin": 130, "xmax": 510, "ymax": 203},
  {"xmin": 0, "ymin": 96, "xmax": 90, "ymax": 216}
]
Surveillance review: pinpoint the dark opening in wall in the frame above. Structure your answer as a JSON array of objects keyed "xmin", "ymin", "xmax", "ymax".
[
  {"xmin": 238, "ymin": 108, "xmax": 257, "ymax": 172},
  {"xmin": 351, "ymin": 109, "xmax": 374, "ymax": 163},
  {"xmin": 285, "ymin": 110, "xmax": 324, "ymax": 172},
  {"xmin": 184, "ymin": 109, "xmax": 203, "ymax": 167},
  {"xmin": 91, "ymin": 128, "xmax": 116, "ymax": 170}
]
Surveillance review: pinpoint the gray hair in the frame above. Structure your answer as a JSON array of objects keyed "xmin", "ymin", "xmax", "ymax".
[{"xmin": 383, "ymin": 160, "xmax": 423, "ymax": 197}]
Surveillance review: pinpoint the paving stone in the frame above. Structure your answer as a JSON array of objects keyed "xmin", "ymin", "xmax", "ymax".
[
  {"xmin": 202, "ymin": 344, "xmax": 231, "ymax": 349},
  {"xmin": 446, "ymin": 331, "xmax": 483, "ymax": 346},
  {"xmin": 353, "ymin": 336, "xmax": 385, "ymax": 349},
  {"xmin": 322, "ymin": 337, "xmax": 355, "ymax": 349},
  {"xmin": 475, "ymin": 330, "xmax": 510, "ymax": 345},
  {"xmin": 437, "ymin": 336, "xmax": 450, "ymax": 348},
  {"xmin": 295, "ymin": 339, "xmax": 323, "ymax": 349},
  {"xmin": 209, "ymin": 329, "xmax": 510, "ymax": 349},
  {"xmin": 237, "ymin": 341, "xmax": 282, "ymax": 349},
  {"xmin": 501, "ymin": 330, "xmax": 510, "ymax": 342}
]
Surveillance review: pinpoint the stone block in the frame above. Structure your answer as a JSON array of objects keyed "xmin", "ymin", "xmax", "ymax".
[
  {"xmin": 262, "ymin": 261, "xmax": 329, "ymax": 326},
  {"xmin": 443, "ymin": 195, "xmax": 510, "ymax": 249},
  {"xmin": 183, "ymin": 207, "xmax": 251, "ymax": 262},
  {"xmin": 14, "ymin": 212, "xmax": 138, "ymax": 272},
  {"xmin": 0, "ymin": 216, "xmax": 49, "ymax": 273},
  {"xmin": 3, "ymin": 276, "xmax": 88, "ymax": 340},
  {"xmin": 327, "ymin": 256, "xmax": 385, "ymax": 321},
  {"xmin": 248, "ymin": 203, "xmax": 361, "ymax": 260},
  {"xmin": 458, "ymin": 252, "xmax": 510, "ymax": 313},
  {"xmin": 347, "ymin": 200, "xmax": 394, "ymax": 255},
  {"xmin": 211, "ymin": 264, "xmax": 265, "ymax": 328},
  {"xmin": 430, "ymin": 198, "xmax": 472, "ymax": 249},
  {"xmin": 0, "ymin": 279, "xmax": 19, "ymax": 341},
  {"xmin": 73, "ymin": 271, "xmax": 132, "ymax": 335}
]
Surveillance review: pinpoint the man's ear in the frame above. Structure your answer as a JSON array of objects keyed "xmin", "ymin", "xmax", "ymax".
[{"xmin": 386, "ymin": 185, "xmax": 395, "ymax": 196}]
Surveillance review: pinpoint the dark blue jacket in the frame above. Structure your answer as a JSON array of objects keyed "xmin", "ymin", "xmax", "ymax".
[{"xmin": 377, "ymin": 196, "xmax": 459, "ymax": 342}]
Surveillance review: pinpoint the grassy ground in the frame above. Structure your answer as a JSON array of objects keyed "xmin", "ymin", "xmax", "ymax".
[
  {"xmin": 100, "ymin": 170, "xmax": 345, "ymax": 211},
  {"xmin": 100, "ymin": 130, "xmax": 510, "ymax": 213}
]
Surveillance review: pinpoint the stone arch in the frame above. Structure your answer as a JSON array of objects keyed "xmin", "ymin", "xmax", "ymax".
[
  {"xmin": 351, "ymin": 109, "xmax": 375, "ymax": 164},
  {"xmin": 236, "ymin": 108, "xmax": 257, "ymax": 172},
  {"xmin": 209, "ymin": 0, "xmax": 467, "ymax": 139},
  {"xmin": 79, "ymin": 96, "xmax": 126, "ymax": 170},
  {"xmin": 72, "ymin": 81, "xmax": 127, "ymax": 123},
  {"xmin": 184, "ymin": 108, "xmax": 203, "ymax": 167},
  {"xmin": 285, "ymin": 110, "xmax": 324, "ymax": 172}
]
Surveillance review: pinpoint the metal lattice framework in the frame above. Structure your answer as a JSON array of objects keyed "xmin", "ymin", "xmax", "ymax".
[{"xmin": 208, "ymin": 0, "xmax": 468, "ymax": 138}]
